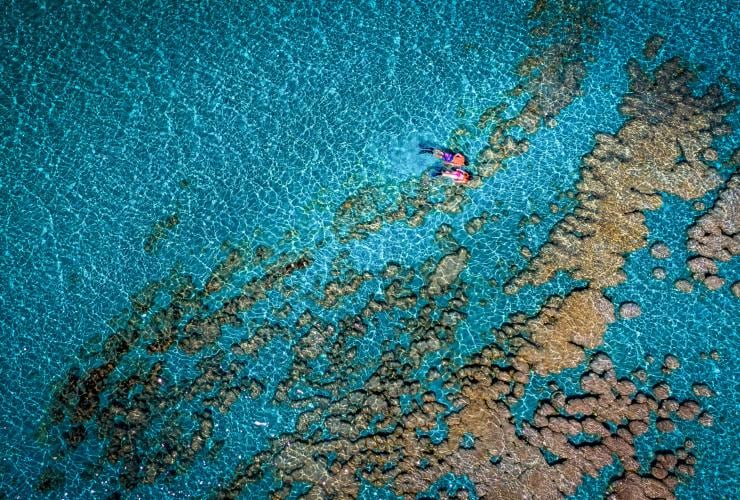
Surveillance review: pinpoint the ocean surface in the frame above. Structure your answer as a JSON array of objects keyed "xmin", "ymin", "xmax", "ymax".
[{"xmin": 1, "ymin": 0, "xmax": 737, "ymax": 498}]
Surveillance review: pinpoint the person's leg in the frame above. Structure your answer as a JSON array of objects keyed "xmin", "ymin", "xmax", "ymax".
[{"xmin": 430, "ymin": 166, "xmax": 445, "ymax": 177}]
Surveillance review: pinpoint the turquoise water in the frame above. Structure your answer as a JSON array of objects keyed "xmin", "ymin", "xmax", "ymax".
[{"xmin": 1, "ymin": 0, "xmax": 737, "ymax": 498}]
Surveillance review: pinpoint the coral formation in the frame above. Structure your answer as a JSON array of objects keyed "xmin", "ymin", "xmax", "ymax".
[
  {"xmin": 652, "ymin": 267, "xmax": 667, "ymax": 280},
  {"xmin": 143, "ymin": 212, "xmax": 180, "ymax": 254},
  {"xmin": 497, "ymin": 289, "xmax": 615, "ymax": 375},
  {"xmin": 674, "ymin": 279, "xmax": 694, "ymax": 293},
  {"xmin": 42, "ymin": 248, "xmax": 312, "ymax": 489},
  {"xmin": 508, "ymin": 57, "xmax": 729, "ymax": 293},
  {"xmin": 218, "ymin": 348, "xmax": 706, "ymax": 499},
  {"xmin": 686, "ymin": 171, "xmax": 739, "ymax": 290},
  {"xmin": 650, "ymin": 242, "xmax": 671, "ymax": 259},
  {"xmin": 643, "ymin": 34, "xmax": 665, "ymax": 60},
  {"xmin": 619, "ymin": 301, "xmax": 642, "ymax": 319},
  {"xmin": 495, "ymin": 55, "xmax": 734, "ymax": 400},
  {"xmin": 35, "ymin": 6, "xmax": 735, "ymax": 496}
]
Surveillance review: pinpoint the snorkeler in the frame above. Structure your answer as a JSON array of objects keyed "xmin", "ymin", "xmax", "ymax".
[
  {"xmin": 419, "ymin": 146, "xmax": 467, "ymax": 167},
  {"xmin": 430, "ymin": 166, "xmax": 472, "ymax": 184}
]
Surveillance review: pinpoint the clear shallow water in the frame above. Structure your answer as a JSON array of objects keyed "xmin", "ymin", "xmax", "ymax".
[{"xmin": 1, "ymin": 0, "xmax": 737, "ymax": 498}]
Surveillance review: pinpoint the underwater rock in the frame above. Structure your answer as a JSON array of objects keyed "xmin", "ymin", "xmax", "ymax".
[
  {"xmin": 501, "ymin": 289, "xmax": 615, "ymax": 375},
  {"xmin": 676, "ymin": 400, "xmax": 702, "ymax": 421},
  {"xmin": 652, "ymin": 267, "xmax": 667, "ymax": 280},
  {"xmin": 424, "ymin": 247, "xmax": 470, "ymax": 297},
  {"xmin": 619, "ymin": 301, "xmax": 642, "ymax": 319},
  {"xmin": 703, "ymin": 148, "xmax": 719, "ymax": 161},
  {"xmin": 204, "ymin": 247, "xmax": 248, "ymax": 294},
  {"xmin": 464, "ymin": 212, "xmax": 489, "ymax": 235},
  {"xmin": 653, "ymin": 382, "xmax": 672, "ymax": 401},
  {"xmin": 650, "ymin": 242, "xmax": 672, "ymax": 259},
  {"xmin": 674, "ymin": 279, "xmax": 694, "ymax": 293},
  {"xmin": 687, "ymin": 256, "xmax": 718, "ymax": 275},
  {"xmin": 698, "ymin": 412, "xmax": 714, "ymax": 427},
  {"xmin": 643, "ymin": 34, "xmax": 665, "ymax": 60},
  {"xmin": 589, "ymin": 352, "xmax": 614, "ymax": 374},
  {"xmin": 656, "ymin": 419, "xmax": 676, "ymax": 433},
  {"xmin": 63, "ymin": 425, "xmax": 86, "ymax": 448},
  {"xmin": 36, "ymin": 467, "xmax": 65, "ymax": 493},
  {"xmin": 703, "ymin": 275, "xmax": 726, "ymax": 290},
  {"xmin": 631, "ymin": 368, "xmax": 647, "ymax": 382},
  {"xmin": 143, "ymin": 212, "xmax": 180, "ymax": 254},
  {"xmin": 321, "ymin": 270, "xmax": 374, "ymax": 308},
  {"xmin": 686, "ymin": 255, "xmax": 727, "ymax": 290},
  {"xmin": 608, "ymin": 472, "xmax": 672, "ymax": 498},
  {"xmin": 662, "ymin": 354, "xmax": 681, "ymax": 373}
]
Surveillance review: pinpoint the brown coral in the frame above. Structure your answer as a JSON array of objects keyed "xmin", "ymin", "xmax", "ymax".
[
  {"xmin": 509, "ymin": 58, "xmax": 728, "ymax": 294},
  {"xmin": 686, "ymin": 172, "xmax": 740, "ymax": 289}
]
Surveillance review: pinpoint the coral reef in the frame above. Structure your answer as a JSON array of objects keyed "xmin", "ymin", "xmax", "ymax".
[
  {"xmin": 508, "ymin": 57, "xmax": 730, "ymax": 293},
  {"xmin": 496, "ymin": 289, "xmax": 615, "ymax": 375},
  {"xmin": 476, "ymin": 0, "xmax": 600, "ymax": 176},
  {"xmin": 494, "ymin": 55, "xmax": 734, "ymax": 399},
  {"xmin": 619, "ymin": 301, "xmax": 642, "ymax": 319},
  {"xmin": 143, "ymin": 212, "xmax": 180, "ymax": 254},
  {"xmin": 686, "ymin": 171, "xmax": 739, "ymax": 290},
  {"xmin": 643, "ymin": 34, "xmax": 665, "ymax": 60},
  {"xmin": 218, "ymin": 347, "xmax": 707, "ymax": 499},
  {"xmin": 36, "ymin": 8, "xmax": 735, "ymax": 497},
  {"xmin": 42, "ymin": 248, "xmax": 311, "ymax": 490},
  {"xmin": 650, "ymin": 242, "xmax": 671, "ymax": 259},
  {"xmin": 424, "ymin": 248, "xmax": 470, "ymax": 297}
]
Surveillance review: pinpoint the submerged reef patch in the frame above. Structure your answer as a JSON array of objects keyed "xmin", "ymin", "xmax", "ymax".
[
  {"xmin": 508, "ymin": 56, "xmax": 731, "ymax": 293},
  {"xmin": 41, "ymin": 248, "xmax": 312, "ymax": 490},
  {"xmin": 143, "ymin": 212, "xmax": 180, "ymax": 254},
  {"xmin": 686, "ymin": 170, "xmax": 739, "ymax": 291},
  {"xmin": 496, "ymin": 288, "xmax": 615, "ymax": 375},
  {"xmin": 498, "ymin": 55, "xmax": 734, "ymax": 375}
]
